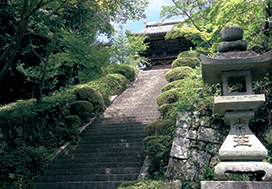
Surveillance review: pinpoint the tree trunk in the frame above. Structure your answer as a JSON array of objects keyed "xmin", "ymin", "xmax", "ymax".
[{"xmin": 36, "ymin": 44, "xmax": 55, "ymax": 103}]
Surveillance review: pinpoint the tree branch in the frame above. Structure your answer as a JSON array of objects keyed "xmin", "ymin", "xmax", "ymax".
[{"xmin": 172, "ymin": 0, "xmax": 203, "ymax": 32}]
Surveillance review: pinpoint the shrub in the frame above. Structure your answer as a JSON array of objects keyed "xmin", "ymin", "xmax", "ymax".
[
  {"xmin": 70, "ymin": 100, "xmax": 94, "ymax": 120},
  {"xmin": 88, "ymin": 74, "xmax": 130, "ymax": 106},
  {"xmin": 118, "ymin": 180, "xmax": 179, "ymax": 189},
  {"xmin": 144, "ymin": 119, "xmax": 175, "ymax": 136},
  {"xmin": 157, "ymin": 104, "xmax": 176, "ymax": 118},
  {"xmin": 65, "ymin": 115, "xmax": 82, "ymax": 128},
  {"xmin": 177, "ymin": 50, "xmax": 198, "ymax": 59},
  {"xmin": 165, "ymin": 67, "xmax": 193, "ymax": 82},
  {"xmin": 73, "ymin": 86, "xmax": 104, "ymax": 115},
  {"xmin": 161, "ymin": 80, "xmax": 184, "ymax": 93},
  {"xmin": 103, "ymin": 64, "xmax": 137, "ymax": 82},
  {"xmin": 172, "ymin": 57, "xmax": 197, "ymax": 69},
  {"xmin": 143, "ymin": 135, "xmax": 173, "ymax": 179},
  {"xmin": 0, "ymin": 146, "xmax": 48, "ymax": 189},
  {"xmin": 156, "ymin": 88, "xmax": 183, "ymax": 106}
]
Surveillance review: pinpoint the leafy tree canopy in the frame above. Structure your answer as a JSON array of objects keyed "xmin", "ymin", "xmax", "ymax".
[
  {"xmin": 160, "ymin": 0, "xmax": 272, "ymax": 54},
  {"xmin": 0, "ymin": 0, "xmax": 148, "ymax": 103}
]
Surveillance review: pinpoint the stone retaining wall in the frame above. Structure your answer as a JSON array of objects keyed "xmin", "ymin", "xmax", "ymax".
[{"xmin": 167, "ymin": 111, "xmax": 228, "ymax": 184}]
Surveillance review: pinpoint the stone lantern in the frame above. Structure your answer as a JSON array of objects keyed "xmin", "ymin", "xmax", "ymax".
[{"xmin": 201, "ymin": 26, "xmax": 272, "ymax": 188}]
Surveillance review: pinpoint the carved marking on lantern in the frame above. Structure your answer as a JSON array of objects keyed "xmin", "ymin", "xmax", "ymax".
[
  {"xmin": 233, "ymin": 135, "xmax": 251, "ymax": 148},
  {"xmin": 223, "ymin": 95, "xmax": 259, "ymax": 101}
]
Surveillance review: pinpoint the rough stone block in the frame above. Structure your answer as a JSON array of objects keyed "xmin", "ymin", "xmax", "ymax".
[
  {"xmin": 187, "ymin": 130, "xmax": 197, "ymax": 140},
  {"xmin": 170, "ymin": 137, "xmax": 190, "ymax": 159},
  {"xmin": 218, "ymin": 40, "xmax": 247, "ymax": 52},
  {"xmin": 220, "ymin": 26, "xmax": 243, "ymax": 41},
  {"xmin": 198, "ymin": 127, "xmax": 220, "ymax": 143},
  {"xmin": 191, "ymin": 150, "xmax": 212, "ymax": 168},
  {"xmin": 201, "ymin": 181, "xmax": 272, "ymax": 189},
  {"xmin": 176, "ymin": 112, "xmax": 192, "ymax": 128}
]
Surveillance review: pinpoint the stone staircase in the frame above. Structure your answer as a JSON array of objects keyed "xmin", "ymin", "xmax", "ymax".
[{"xmin": 27, "ymin": 69, "xmax": 169, "ymax": 189}]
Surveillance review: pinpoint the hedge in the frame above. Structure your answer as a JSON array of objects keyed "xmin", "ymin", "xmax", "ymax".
[
  {"xmin": 88, "ymin": 73, "xmax": 130, "ymax": 106},
  {"xmin": 0, "ymin": 146, "xmax": 48, "ymax": 188},
  {"xmin": 70, "ymin": 100, "xmax": 94, "ymax": 121},
  {"xmin": 119, "ymin": 180, "xmax": 179, "ymax": 189},
  {"xmin": 161, "ymin": 80, "xmax": 184, "ymax": 93},
  {"xmin": 0, "ymin": 70, "xmax": 137, "ymax": 188},
  {"xmin": 157, "ymin": 103, "xmax": 177, "ymax": 118},
  {"xmin": 165, "ymin": 67, "xmax": 193, "ymax": 82},
  {"xmin": 177, "ymin": 50, "xmax": 198, "ymax": 59},
  {"xmin": 172, "ymin": 57, "xmax": 197, "ymax": 69},
  {"xmin": 73, "ymin": 86, "xmax": 105, "ymax": 116},
  {"xmin": 103, "ymin": 64, "xmax": 138, "ymax": 82},
  {"xmin": 156, "ymin": 88, "xmax": 183, "ymax": 106},
  {"xmin": 144, "ymin": 119, "xmax": 175, "ymax": 136}
]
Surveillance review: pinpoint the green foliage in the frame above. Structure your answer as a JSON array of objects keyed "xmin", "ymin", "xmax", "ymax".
[
  {"xmin": 161, "ymin": 80, "xmax": 184, "ymax": 93},
  {"xmin": 118, "ymin": 180, "xmax": 178, "ymax": 189},
  {"xmin": 165, "ymin": 66, "xmax": 193, "ymax": 82},
  {"xmin": 110, "ymin": 25, "xmax": 148, "ymax": 65},
  {"xmin": 143, "ymin": 135, "xmax": 173, "ymax": 179},
  {"xmin": 157, "ymin": 104, "xmax": 177, "ymax": 118},
  {"xmin": 144, "ymin": 119, "xmax": 175, "ymax": 136},
  {"xmin": 156, "ymin": 88, "xmax": 183, "ymax": 107},
  {"xmin": 161, "ymin": 0, "xmax": 272, "ymax": 54},
  {"xmin": 225, "ymin": 172, "xmax": 263, "ymax": 181},
  {"xmin": 70, "ymin": 101, "xmax": 94, "ymax": 121},
  {"xmin": 88, "ymin": 73, "xmax": 130, "ymax": 106},
  {"xmin": 103, "ymin": 64, "xmax": 137, "ymax": 82},
  {"xmin": 65, "ymin": 115, "xmax": 82, "ymax": 129},
  {"xmin": 165, "ymin": 68, "xmax": 220, "ymax": 119},
  {"xmin": 73, "ymin": 86, "xmax": 105, "ymax": 116},
  {"xmin": 0, "ymin": 146, "xmax": 48, "ymax": 189},
  {"xmin": 177, "ymin": 50, "xmax": 199, "ymax": 59},
  {"xmin": 171, "ymin": 57, "xmax": 197, "ymax": 69},
  {"xmin": 0, "ymin": 90, "xmax": 77, "ymax": 150}
]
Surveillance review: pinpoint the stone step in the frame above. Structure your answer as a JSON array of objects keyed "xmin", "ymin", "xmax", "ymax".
[
  {"xmin": 74, "ymin": 142, "xmax": 144, "ymax": 149},
  {"xmin": 104, "ymin": 105, "xmax": 159, "ymax": 109},
  {"xmin": 101, "ymin": 113, "xmax": 159, "ymax": 118},
  {"xmin": 83, "ymin": 124, "xmax": 146, "ymax": 130},
  {"xmin": 57, "ymin": 151, "xmax": 144, "ymax": 159},
  {"xmin": 27, "ymin": 69, "xmax": 168, "ymax": 189},
  {"xmin": 96, "ymin": 117, "xmax": 158, "ymax": 123},
  {"xmin": 81, "ymin": 129, "xmax": 146, "ymax": 136},
  {"xmin": 71, "ymin": 139, "xmax": 145, "ymax": 146},
  {"xmin": 48, "ymin": 161, "xmax": 143, "ymax": 170},
  {"xmin": 35, "ymin": 174, "xmax": 138, "ymax": 183},
  {"xmin": 44, "ymin": 167, "xmax": 140, "ymax": 176},
  {"xmin": 53, "ymin": 156, "xmax": 142, "ymax": 165},
  {"xmin": 94, "ymin": 117, "xmax": 157, "ymax": 122},
  {"xmin": 28, "ymin": 181, "xmax": 124, "ymax": 189},
  {"xmin": 79, "ymin": 134, "xmax": 147, "ymax": 141},
  {"xmin": 65, "ymin": 147, "xmax": 144, "ymax": 154}
]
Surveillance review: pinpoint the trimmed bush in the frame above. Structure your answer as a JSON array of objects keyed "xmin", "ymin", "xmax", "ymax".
[
  {"xmin": 65, "ymin": 115, "xmax": 82, "ymax": 128},
  {"xmin": 88, "ymin": 74, "xmax": 130, "ymax": 106},
  {"xmin": 0, "ymin": 146, "xmax": 48, "ymax": 188},
  {"xmin": 156, "ymin": 88, "xmax": 183, "ymax": 106},
  {"xmin": 103, "ymin": 64, "xmax": 137, "ymax": 82},
  {"xmin": 177, "ymin": 50, "xmax": 198, "ymax": 59},
  {"xmin": 73, "ymin": 86, "xmax": 104, "ymax": 115},
  {"xmin": 165, "ymin": 67, "xmax": 193, "ymax": 82},
  {"xmin": 144, "ymin": 119, "xmax": 175, "ymax": 136},
  {"xmin": 172, "ymin": 57, "xmax": 197, "ymax": 69},
  {"xmin": 161, "ymin": 80, "xmax": 184, "ymax": 93},
  {"xmin": 70, "ymin": 100, "xmax": 94, "ymax": 120},
  {"xmin": 119, "ymin": 180, "xmax": 179, "ymax": 189},
  {"xmin": 157, "ymin": 104, "xmax": 176, "ymax": 117}
]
